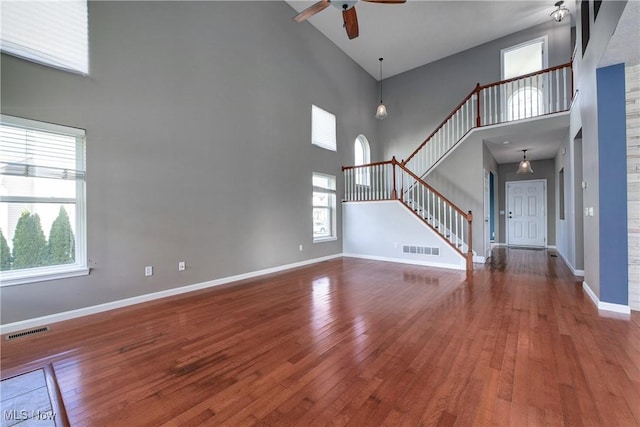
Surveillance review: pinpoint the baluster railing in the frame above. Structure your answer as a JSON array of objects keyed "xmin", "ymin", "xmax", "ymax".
[
  {"xmin": 342, "ymin": 158, "xmax": 398, "ymax": 202},
  {"xmin": 396, "ymin": 163, "xmax": 473, "ymax": 269},
  {"xmin": 403, "ymin": 62, "xmax": 572, "ymax": 178}
]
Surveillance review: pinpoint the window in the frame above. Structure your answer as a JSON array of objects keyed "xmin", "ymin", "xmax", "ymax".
[
  {"xmin": 312, "ymin": 173, "xmax": 336, "ymax": 241},
  {"xmin": 0, "ymin": 115, "xmax": 88, "ymax": 286},
  {"xmin": 581, "ymin": 0, "xmax": 590, "ymax": 56},
  {"xmin": 0, "ymin": 1, "xmax": 89, "ymax": 75},
  {"xmin": 311, "ymin": 105, "xmax": 336, "ymax": 151},
  {"xmin": 594, "ymin": 0, "xmax": 602, "ymax": 19},
  {"xmin": 507, "ymin": 86, "xmax": 544, "ymax": 120},
  {"xmin": 501, "ymin": 37, "xmax": 547, "ymax": 121},
  {"xmin": 354, "ymin": 135, "xmax": 371, "ymax": 186}
]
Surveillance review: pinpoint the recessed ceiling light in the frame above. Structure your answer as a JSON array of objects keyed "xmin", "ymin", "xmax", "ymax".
[{"xmin": 503, "ymin": 141, "xmax": 511, "ymax": 145}]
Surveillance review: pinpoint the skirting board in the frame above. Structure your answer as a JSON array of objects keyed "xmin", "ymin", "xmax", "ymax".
[
  {"xmin": 555, "ymin": 249, "xmax": 585, "ymax": 277},
  {"xmin": 343, "ymin": 253, "xmax": 466, "ymax": 271},
  {"xmin": 0, "ymin": 254, "xmax": 342, "ymax": 335},
  {"xmin": 582, "ymin": 281, "xmax": 631, "ymax": 314}
]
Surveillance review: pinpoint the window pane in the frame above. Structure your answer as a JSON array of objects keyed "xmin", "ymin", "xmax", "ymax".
[
  {"xmin": 313, "ymin": 207, "xmax": 331, "ymax": 238},
  {"xmin": 311, "ymin": 105, "xmax": 337, "ymax": 151},
  {"xmin": 503, "ymin": 41, "xmax": 543, "ymax": 79},
  {"xmin": 355, "ymin": 140, "xmax": 364, "ymax": 165},
  {"xmin": 0, "ymin": 1, "xmax": 89, "ymax": 74},
  {"xmin": 1, "ymin": 202, "xmax": 76, "ymax": 271},
  {"xmin": 1, "ymin": 175, "xmax": 76, "ymax": 199},
  {"xmin": 313, "ymin": 191, "xmax": 329, "ymax": 207}
]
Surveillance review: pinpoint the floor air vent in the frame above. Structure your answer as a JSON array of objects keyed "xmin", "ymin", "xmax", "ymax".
[
  {"xmin": 6, "ymin": 326, "xmax": 50, "ymax": 341},
  {"xmin": 403, "ymin": 245, "xmax": 440, "ymax": 256}
]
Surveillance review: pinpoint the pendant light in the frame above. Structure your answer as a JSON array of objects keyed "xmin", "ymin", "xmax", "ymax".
[
  {"xmin": 375, "ymin": 58, "xmax": 388, "ymax": 120},
  {"xmin": 516, "ymin": 149, "xmax": 534, "ymax": 174},
  {"xmin": 550, "ymin": 1, "xmax": 569, "ymax": 22}
]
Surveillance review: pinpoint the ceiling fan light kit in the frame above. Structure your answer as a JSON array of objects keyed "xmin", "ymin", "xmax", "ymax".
[
  {"xmin": 516, "ymin": 149, "xmax": 534, "ymax": 174},
  {"xmin": 550, "ymin": 1, "xmax": 569, "ymax": 22},
  {"xmin": 293, "ymin": 0, "xmax": 406, "ymax": 40}
]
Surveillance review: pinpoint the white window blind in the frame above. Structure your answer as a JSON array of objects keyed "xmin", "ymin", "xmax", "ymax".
[
  {"xmin": 0, "ymin": 116, "xmax": 86, "ymax": 181},
  {"xmin": 0, "ymin": 0, "xmax": 89, "ymax": 75},
  {"xmin": 312, "ymin": 105, "xmax": 337, "ymax": 151}
]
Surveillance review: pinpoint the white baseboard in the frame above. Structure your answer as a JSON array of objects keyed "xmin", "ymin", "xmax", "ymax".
[
  {"xmin": 473, "ymin": 255, "xmax": 486, "ymax": 263},
  {"xmin": 582, "ymin": 281, "xmax": 631, "ymax": 314},
  {"xmin": 0, "ymin": 254, "xmax": 342, "ymax": 335},
  {"xmin": 555, "ymin": 249, "xmax": 585, "ymax": 277},
  {"xmin": 343, "ymin": 253, "xmax": 466, "ymax": 271}
]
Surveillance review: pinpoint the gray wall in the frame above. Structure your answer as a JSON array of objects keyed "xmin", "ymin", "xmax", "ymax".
[
  {"xmin": 497, "ymin": 159, "xmax": 557, "ymax": 246},
  {"xmin": 0, "ymin": 1, "xmax": 380, "ymax": 323},
  {"xmin": 380, "ymin": 20, "xmax": 572, "ymax": 162},
  {"xmin": 426, "ymin": 137, "xmax": 484, "ymax": 256},
  {"xmin": 571, "ymin": 0, "xmax": 628, "ymax": 299},
  {"xmin": 483, "ymin": 143, "xmax": 500, "ymax": 246},
  {"xmin": 554, "ymin": 130, "xmax": 584, "ymax": 273}
]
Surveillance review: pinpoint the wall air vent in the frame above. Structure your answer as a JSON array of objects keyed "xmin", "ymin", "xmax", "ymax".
[
  {"xmin": 402, "ymin": 245, "xmax": 440, "ymax": 256},
  {"xmin": 5, "ymin": 326, "xmax": 50, "ymax": 341}
]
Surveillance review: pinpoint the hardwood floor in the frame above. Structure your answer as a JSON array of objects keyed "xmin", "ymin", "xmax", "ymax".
[{"xmin": 1, "ymin": 248, "xmax": 639, "ymax": 426}]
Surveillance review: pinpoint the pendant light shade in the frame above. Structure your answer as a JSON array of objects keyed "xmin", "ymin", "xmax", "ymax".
[
  {"xmin": 375, "ymin": 58, "xmax": 388, "ymax": 120},
  {"xmin": 375, "ymin": 103, "xmax": 388, "ymax": 120},
  {"xmin": 516, "ymin": 149, "xmax": 534, "ymax": 174},
  {"xmin": 550, "ymin": 1, "xmax": 569, "ymax": 22}
]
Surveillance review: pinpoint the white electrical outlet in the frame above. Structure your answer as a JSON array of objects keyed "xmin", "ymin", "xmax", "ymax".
[
  {"xmin": 299, "ymin": 245, "xmax": 303, "ymax": 251},
  {"xmin": 178, "ymin": 261, "xmax": 185, "ymax": 271},
  {"xmin": 145, "ymin": 266, "xmax": 153, "ymax": 276}
]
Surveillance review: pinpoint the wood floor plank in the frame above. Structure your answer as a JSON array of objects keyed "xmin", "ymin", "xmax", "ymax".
[{"xmin": 1, "ymin": 249, "xmax": 639, "ymax": 426}]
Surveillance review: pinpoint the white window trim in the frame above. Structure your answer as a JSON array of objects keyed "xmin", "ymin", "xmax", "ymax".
[
  {"xmin": 0, "ymin": 115, "xmax": 88, "ymax": 287},
  {"xmin": 312, "ymin": 172, "xmax": 337, "ymax": 242}
]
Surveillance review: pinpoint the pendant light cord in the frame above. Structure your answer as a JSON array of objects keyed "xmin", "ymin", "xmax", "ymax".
[{"xmin": 379, "ymin": 58, "xmax": 383, "ymax": 103}]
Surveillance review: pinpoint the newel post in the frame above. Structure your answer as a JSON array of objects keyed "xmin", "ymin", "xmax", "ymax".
[
  {"xmin": 391, "ymin": 156, "xmax": 397, "ymax": 199},
  {"xmin": 467, "ymin": 210, "xmax": 473, "ymax": 271},
  {"xmin": 475, "ymin": 83, "xmax": 481, "ymax": 128}
]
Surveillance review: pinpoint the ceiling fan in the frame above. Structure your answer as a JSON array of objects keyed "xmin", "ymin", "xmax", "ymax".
[{"xmin": 293, "ymin": 0, "xmax": 406, "ymax": 40}]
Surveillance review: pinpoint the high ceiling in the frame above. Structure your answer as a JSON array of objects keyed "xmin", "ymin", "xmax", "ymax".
[{"xmin": 285, "ymin": 0, "xmax": 565, "ymax": 80}]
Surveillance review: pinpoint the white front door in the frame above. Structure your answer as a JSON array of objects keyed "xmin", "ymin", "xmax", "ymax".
[{"xmin": 506, "ymin": 180, "xmax": 546, "ymax": 247}]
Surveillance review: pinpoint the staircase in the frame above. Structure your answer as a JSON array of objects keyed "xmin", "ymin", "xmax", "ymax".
[{"xmin": 342, "ymin": 62, "xmax": 573, "ymax": 270}]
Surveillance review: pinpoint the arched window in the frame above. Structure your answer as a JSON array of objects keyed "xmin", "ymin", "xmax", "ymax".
[
  {"xmin": 354, "ymin": 135, "xmax": 370, "ymax": 186},
  {"xmin": 507, "ymin": 86, "xmax": 544, "ymax": 120}
]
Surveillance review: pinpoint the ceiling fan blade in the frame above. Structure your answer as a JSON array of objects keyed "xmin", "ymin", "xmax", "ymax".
[
  {"xmin": 342, "ymin": 7, "xmax": 359, "ymax": 39},
  {"xmin": 293, "ymin": 0, "xmax": 330, "ymax": 23},
  {"xmin": 362, "ymin": 0, "xmax": 406, "ymax": 3}
]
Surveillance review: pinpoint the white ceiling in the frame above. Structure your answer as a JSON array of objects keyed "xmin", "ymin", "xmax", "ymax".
[
  {"xmin": 482, "ymin": 114, "xmax": 570, "ymax": 164},
  {"xmin": 285, "ymin": 0, "xmax": 563, "ymax": 79}
]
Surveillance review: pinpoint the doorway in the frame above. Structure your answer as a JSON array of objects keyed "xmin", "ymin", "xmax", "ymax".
[
  {"xmin": 506, "ymin": 180, "xmax": 547, "ymax": 247},
  {"xmin": 484, "ymin": 170, "xmax": 496, "ymax": 259}
]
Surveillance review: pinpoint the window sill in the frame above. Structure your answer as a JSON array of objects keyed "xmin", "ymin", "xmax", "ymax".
[
  {"xmin": 0, "ymin": 266, "xmax": 90, "ymax": 287},
  {"xmin": 313, "ymin": 237, "xmax": 338, "ymax": 243}
]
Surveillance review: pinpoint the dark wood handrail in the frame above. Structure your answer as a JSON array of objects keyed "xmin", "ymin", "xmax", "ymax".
[
  {"xmin": 478, "ymin": 61, "xmax": 572, "ymax": 91},
  {"xmin": 396, "ymin": 162, "xmax": 471, "ymax": 221},
  {"xmin": 341, "ymin": 159, "xmax": 394, "ymax": 171},
  {"xmin": 403, "ymin": 86, "xmax": 478, "ymax": 166},
  {"xmin": 402, "ymin": 61, "xmax": 573, "ymax": 166}
]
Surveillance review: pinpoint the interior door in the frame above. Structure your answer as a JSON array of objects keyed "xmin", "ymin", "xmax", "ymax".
[
  {"xmin": 484, "ymin": 169, "xmax": 491, "ymax": 259},
  {"xmin": 507, "ymin": 180, "xmax": 546, "ymax": 247}
]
